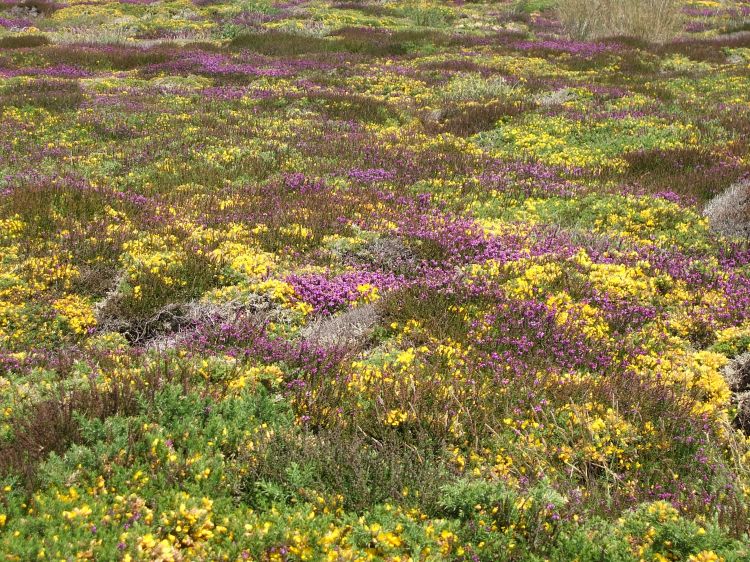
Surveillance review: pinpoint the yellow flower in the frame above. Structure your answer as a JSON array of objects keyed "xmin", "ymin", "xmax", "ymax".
[
  {"xmin": 62, "ymin": 504, "xmax": 92, "ymax": 520},
  {"xmin": 385, "ymin": 409, "xmax": 409, "ymax": 427},
  {"xmin": 375, "ymin": 530, "xmax": 403, "ymax": 548},
  {"xmin": 53, "ymin": 295, "xmax": 97, "ymax": 335},
  {"xmin": 395, "ymin": 348, "xmax": 416, "ymax": 367},
  {"xmin": 688, "ymin": 551, "xmax": 724, "ymax": 562},
  {"xmin": 354, "ymin": 283, "xmax": 380, "ymax": 304},
  {"xmin": 137, "ymin": 533, "xmax": 157, "ymax": 555}
]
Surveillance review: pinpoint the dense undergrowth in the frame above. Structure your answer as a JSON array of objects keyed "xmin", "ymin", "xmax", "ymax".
[{"xmin": 2, "ymin": 0, "xmax": 750, "ymax": 560}]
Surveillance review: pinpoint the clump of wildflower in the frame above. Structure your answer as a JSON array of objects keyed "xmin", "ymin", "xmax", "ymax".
[{"xmin": 53, "ymin": 295, "xmax": 97, "ymax": 335}]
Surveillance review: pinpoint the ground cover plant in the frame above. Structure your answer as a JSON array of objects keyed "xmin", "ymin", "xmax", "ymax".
[{"xmin": 2, "ymin": 0, "xmax": 750, "ymax": 560}]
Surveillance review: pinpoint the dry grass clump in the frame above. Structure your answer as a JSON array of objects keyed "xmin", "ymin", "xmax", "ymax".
[
  {"xmin": 704, "ymin": 179, "xmax": 750, "ymax": 239},
  {"xmin": 556, "ymin": 0, "xmax": 683, "ymax": 42},
  {"xmin": 723, "ymin": 352, "xmax": 750, "ymax": 434},
  {"xmin": 300, "ymin": 303, "xmax": 378, "ymax": 350}
]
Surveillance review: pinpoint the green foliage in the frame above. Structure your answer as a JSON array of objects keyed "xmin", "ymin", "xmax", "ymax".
[
  {"xmin": 399, "ymin": 3, "xmax": 455, "ymax": 27},
  {"xmin": 512, "ymin": 0, "xmax": 557, "ymax": 14},
  {"xmin": 439, "ymin": 73, "xmax": 517, "ymax": 102},
  {"xmin": 473, "ymin": 113, "xmax": 704, "ymax": 171},
  {"xmin": 551, "ymin": 503, "xmax": 750, "ymax": 562},
  {"xmin": 0, "ymin": 35, "xmax": 50, "ymax": 49}
]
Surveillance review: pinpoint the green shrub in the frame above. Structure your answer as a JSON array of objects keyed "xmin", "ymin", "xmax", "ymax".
[
  {"xmin": 0, "ymin": 35, "xmax": 50, "ymax": 49},
  {"xmin": 551, "ymin": 502, "xmax": 750, "ymax": 562},
  {"xmin": 230, "ymin": 31, "xmax": 333, "ymax": 55},
  {"xmin": 400, "ymin": 3, "xmax": 455, "ymax": 27},
  {"xmin": 0, "ymin": 79, "xmax": 84, "ymax": 110},
  {"xmin": 512, "ymin": 0, "xmax": 557, "ymax": 14},
  {"xmin": 439, "ymin": 73, "xmax": 517, "ymax": 102}
]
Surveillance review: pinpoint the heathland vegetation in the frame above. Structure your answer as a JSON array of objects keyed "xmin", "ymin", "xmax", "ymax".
[{"xmin": 2, "ymin": 0, "xmax": 750, "ymax": 560}]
